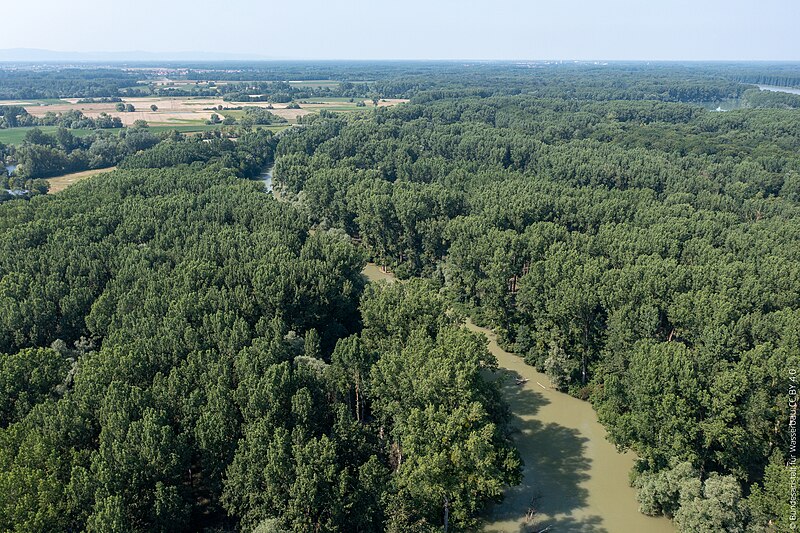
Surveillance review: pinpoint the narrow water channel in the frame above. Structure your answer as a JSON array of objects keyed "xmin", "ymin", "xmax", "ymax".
[
  {"xmin": 259, "ymin": 165, "xmax": 274, "ymax": 192},
  {"xmin": 470, "ymin": 321, "xmax": 673, "ymax": 533},
  {"xmin": 361, "ymin": 263, "xmax": 674, "ymax": 533}
]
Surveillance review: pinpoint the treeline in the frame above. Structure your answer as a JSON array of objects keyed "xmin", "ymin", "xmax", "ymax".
[
  {"xmin": 273, "ymin": 89, "xmax": 800, "ymax": 531},
  {"xmin": 76, "ymin": 97, "xmax": 124, "ymax": 104},
  {"xmin": 242, "ymin": 106, "xmax": 287, "ymax": 125},
  {"xmin": 721, "ymin": 62, "xmax": 800, "ymax": 89},
  {"xmin": 0, "ymin": 68, "xmax": 143, "ymax": 100},
  {"xmin": 119, "ymin": 129, "xmax": 277, "ymax": 178},
  {"xmin": 3, "ymin": 127, "xmax": 277, "ymax": 186},
  {"xmin": 7, "ymin": 127, "xmax": 159, "ymax": 180},
  {"xmin": 742, "ymin": 88, "xmax": 800, "ymax": 109},
  {"xmin": 219, "ymin": 81, "xmax": 373, "ymax": 103},
  {"xmin": 2, "ymin": 62, "xmax": 783, "ymax": 103},
  {"xmin": 0, "ymin": 139, "xmax": 519, "ymax": 532},
  {"xmin": 238, "ymin": 106, "xmax": 288, "ymax": 127},
  {"xmin": 0, "ymin": 105, "xmax": 122, "ymax": 130}
]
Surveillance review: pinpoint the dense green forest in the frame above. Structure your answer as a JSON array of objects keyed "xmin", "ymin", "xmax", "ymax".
[
  {"xmin": 0, "ymin": 68, "xmax": 144, "ymax": 100},
  {"xmin": 1, "ymin": 61, "xmax": 798, "ymax": 102},
  {"xmin": 742, "ymin": 88, "xmax": 800, "ymax": 109},
  {"xmin": 0, "ymin": 126, "xmax": 277, "ymax": 198},
  {"xmin": 271, "ymin": 72, "xmax": 799, "ymax": 531},
  {"xmin": 0, "ymin": 125, "xmax": 518, "ymax": 532},
  {"xmin": 1, "ymin": 62, "xmax": 799, "ymax": 532}
]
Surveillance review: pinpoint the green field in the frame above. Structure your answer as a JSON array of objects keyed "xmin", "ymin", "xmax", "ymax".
[
  {"xmin": 0, "ymin": 124, "xmax": 290, "ymax": 145},
  {"xmin": 315, "ymin": 105, "xmax": 372, "ymax": 111},
  {"xmin": 0, "ymin": 126, "xmax": 97, "ymax": 145},
  {"xmin": 33, "ymin": 99, "xmax": 71, "ymax": 105},
  {"xmin": 288, "ymin": 80, "xmax": 341, "ymax": 88},
  {"xmin": 219, "ymin": 110, "xmax": 246, "ymax": 120},
  {"xmin": 302, "ymin": 97, "xmax": 361, "ymax": 103}
]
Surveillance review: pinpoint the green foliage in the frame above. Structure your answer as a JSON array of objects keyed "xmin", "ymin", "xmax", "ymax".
[
  {"xmin": 119, "ymin": 129, "xmax": 275, "ymax": 178},
  {"xmin": 748, "ymin": 450, "xmax": 794, "ymax": 532},
  {"xmin": 3, "ymin": 61, "xmax": 800, "ymax": 532},
  {"xmin": 742, "ymin": 88, "xmax": 800, "ymax": 109},
  {"xmin": 0, "ymin": 151, "xmax": 370, "ymax": 530},
  {"xmin": 366, "ymin": 282, "xmax": 520, "ymax": 531},
  {"xmin": 0, "ymin": 123, "xmax": 520, "ymax": 531},
  {"xmin": 0, "ymin": 105, "xmax": 122, "ymax": 130},
  {"xmin": 242, "ymin": 106, "xmax": 288, "ymax": 125},
  {"xmin": 4, "ymin": 127, "xmax": 158, "ymax": 182},
  {"xmin": 673, "ymin": 473, "xmax": 748, "ymax": 533},
  {"xmin": 634, "ymin": 460, "xmax": 699, "ymax": 517},
  {"xmin": 0, "ymin": 347, "xmax": 69, "ymax": 427},
  {"xmin": 271, "ymin": 64, "xmax": 800, "ymax": 530}
]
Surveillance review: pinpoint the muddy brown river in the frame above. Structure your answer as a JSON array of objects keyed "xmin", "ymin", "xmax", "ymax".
[{"xmin": 361, "ymin": 264, "xmax": 674, "ymax": 533}]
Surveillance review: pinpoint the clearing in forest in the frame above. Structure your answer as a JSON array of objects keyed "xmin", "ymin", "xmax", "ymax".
[{"xmin": 46, "ymin": 167, "xmax": 116, "ymax": 193}]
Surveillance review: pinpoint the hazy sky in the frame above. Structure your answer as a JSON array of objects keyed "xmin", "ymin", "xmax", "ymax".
[{"xmin": 2, "ymin": 0, "xmax": 798, "ymax": 60}]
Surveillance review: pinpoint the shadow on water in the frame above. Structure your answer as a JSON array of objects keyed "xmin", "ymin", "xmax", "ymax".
[
  {"xmin": 503, "ymin": 514, "xmax": 607, "ymax": 533},
  {"xmin": 484, "ymin": 369, "xmax": 599, "ymax": 532},
  {"xmin": 493, "ymin": 368, "xmax": 550, "ymax": 418}
]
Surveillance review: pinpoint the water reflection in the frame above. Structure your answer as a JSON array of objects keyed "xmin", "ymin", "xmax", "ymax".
[
  {"xmin": 259, "ymin": 165, "xmax": 273, "ymax": 192},
  {"xmin": 472, "ymin": 319, "xmax": 674, "ymax": 533},
  {"xmin": 757, "ymin": 84, "xmax": 800, "ymax": 95},
  {"xmin": 358, "ymin": 268, "xmax": 673, "ymax": 533},
  {"xmin": 484, "ymin": 369, "xmax": 600, "ymax": 532}
]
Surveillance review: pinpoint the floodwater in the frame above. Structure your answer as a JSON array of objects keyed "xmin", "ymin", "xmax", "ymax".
[
  {"xmin": 470, "ymin": 321, "xmax": 673, "ymax": 533},
  {"xmin": 361, "ymin": 264, "xmax": 674, "ymax": 533},
  {"xmin": 701, "ymin": 84, "xmax": 800, "ymax": 112},
  {"xmin": 361, "ymin": 263, "xmax": 397, "ymax": 283},
  {"xmin": 757, "ymin": 84, "xmax": 800, "ymax": 95},
  {"xmin": 259, "ymin": 165, "xmax": 274, "ymax": 192}
]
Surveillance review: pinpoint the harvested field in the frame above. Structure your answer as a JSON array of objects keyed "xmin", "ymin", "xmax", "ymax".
[
  {"xmin": 372, "ymin": 98, "xmax": 408, "ymax": 107},
  {"xmin": 30, "ymin": 97, "xmax": 226, "ymax": 126},
  {"xmin": 15, "ymin": 96, "xmax": 409, "ymax": 126}
]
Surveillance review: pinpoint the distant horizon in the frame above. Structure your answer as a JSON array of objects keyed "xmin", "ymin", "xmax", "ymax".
[
  {"xmin": 1, "ymin": 48, "xmax": 799, "ymax": 64},
  {"xmin": 2, "ymin": 0, "xmax": 798, "ymax": 62}
]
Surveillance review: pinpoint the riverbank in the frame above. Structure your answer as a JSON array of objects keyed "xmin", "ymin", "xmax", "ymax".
[
  {"xmin": 469, "ymin": 320, "xmax": 673, "ymax": 533},
  {"xmin": 756, "ymin": 84, "xmax": 800, "ymax": 95},
  {"xmin": 361, "ymin": 263, "xmax": 674, "ymax": 533}
]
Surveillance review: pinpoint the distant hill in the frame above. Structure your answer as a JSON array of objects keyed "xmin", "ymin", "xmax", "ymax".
[{"xmin": 0, "ymin": 48, "xmax": 271, "ymax": 62}]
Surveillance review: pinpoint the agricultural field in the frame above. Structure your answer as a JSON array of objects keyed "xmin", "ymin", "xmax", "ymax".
[
  {"xmin": 2, "ymin": 96, "xmax": 408, "ymax": 129},
  {"xmin": 0, "ymin": 126, "xmax": 96, "ymax": 145},
  {"xmin": 288, "ymin": 79, "xmax": 342, "ymax": 88}
]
